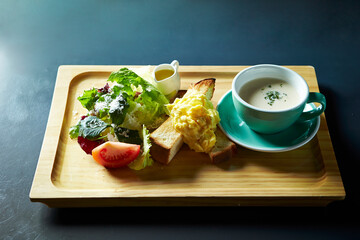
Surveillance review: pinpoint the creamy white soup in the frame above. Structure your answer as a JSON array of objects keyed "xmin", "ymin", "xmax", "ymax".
[{"xmin": 239, "ymin": 78, "xmax": 300, "ymax": 110}]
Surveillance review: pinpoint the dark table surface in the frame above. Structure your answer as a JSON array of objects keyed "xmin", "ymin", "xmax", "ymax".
[{"xmin": 1, "ymin": 0, "xmax": 360, "ymax": 239}]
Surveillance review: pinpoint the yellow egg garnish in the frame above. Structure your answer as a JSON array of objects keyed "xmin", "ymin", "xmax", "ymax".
[{"xmin": 167, "ymin": 89, "xmax": 220, "ymax": 153}]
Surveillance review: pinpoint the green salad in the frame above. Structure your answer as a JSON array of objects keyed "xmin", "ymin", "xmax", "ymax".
[{"xmin": 69, "ymin": 68, "xmax": 169, "ymax": 170}]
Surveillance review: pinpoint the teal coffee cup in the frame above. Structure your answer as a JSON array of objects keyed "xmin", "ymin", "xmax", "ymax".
[{"xmin": 232, "ymin": 64, "xmax": 326, "ymax": 134}]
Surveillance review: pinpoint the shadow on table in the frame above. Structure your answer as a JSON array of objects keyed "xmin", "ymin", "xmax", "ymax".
[{"xmin": 45, "ymin": 200, "xmax": 359, "ymax": 227}]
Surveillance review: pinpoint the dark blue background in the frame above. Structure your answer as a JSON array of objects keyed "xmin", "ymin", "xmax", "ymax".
[{"xmin": 1, "ymin": 0, "xmax": 359, "ymax": 239}]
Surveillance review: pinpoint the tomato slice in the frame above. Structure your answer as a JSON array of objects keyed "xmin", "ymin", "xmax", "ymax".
[{"xmin": 92, "ymin": 142, "xmax": 141, "ymax": 168}]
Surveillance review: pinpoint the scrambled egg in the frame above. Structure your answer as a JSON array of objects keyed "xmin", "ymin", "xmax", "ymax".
[{"xmin": 167, "ymin": 89, "xmax": 220, "ymax": 153}]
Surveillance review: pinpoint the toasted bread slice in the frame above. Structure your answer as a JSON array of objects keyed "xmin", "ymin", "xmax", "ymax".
[
  {"xmin": 150, "ymin": 78, "xmax": 216, "ymax": 164},
  {"xmin": 209, "ymin": 128, "xmax": 237, "ymax": 163},
  {"xmin": 188, "ymin": 78, "xmax": 216, "ymax": 100},
  {"xmin": 149, "ymin": 118, "xmax": 183, "ymax": 164}
]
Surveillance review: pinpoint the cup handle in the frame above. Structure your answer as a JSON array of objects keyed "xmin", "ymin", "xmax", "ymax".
[
  {"xmin": 298, "ymin": 92, "xmax": 326, "ymax": 122},
  {"xmin": 171, "ymin": 60, "xmax": 179, "ymax": 70}
]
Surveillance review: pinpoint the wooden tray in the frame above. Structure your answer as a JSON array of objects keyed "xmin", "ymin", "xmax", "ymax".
[{"xmin": 30, "ymin": 65, "xmax": 345, "ymax": 207}]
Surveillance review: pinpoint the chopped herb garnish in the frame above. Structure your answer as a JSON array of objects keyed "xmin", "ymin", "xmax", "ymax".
[{"xmin": 264, "ymin": 90, "xmax": 284, "ymax": 106}]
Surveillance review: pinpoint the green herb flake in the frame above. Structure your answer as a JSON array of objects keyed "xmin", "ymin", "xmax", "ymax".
[{"xmin": 265, "ymin": 90, "xmax": 283, "ymax": 106}]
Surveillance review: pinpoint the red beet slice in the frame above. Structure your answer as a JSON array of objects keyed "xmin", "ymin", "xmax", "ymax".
[{"xmin": 77, "ymin": 136, "xmax": 105, "ymax": 155}]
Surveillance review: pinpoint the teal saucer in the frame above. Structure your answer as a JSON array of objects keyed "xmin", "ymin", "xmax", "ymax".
[{"xmin": 217, "ymin": 90, "xmax": 320, "ymax": 152}]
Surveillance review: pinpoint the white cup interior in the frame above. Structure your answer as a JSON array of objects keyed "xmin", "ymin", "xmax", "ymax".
[{"xmin": 233, "ymin": 65, "xmax": 309, "ymax": 111}]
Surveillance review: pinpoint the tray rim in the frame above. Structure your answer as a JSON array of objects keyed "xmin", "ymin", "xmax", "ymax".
[{"xmin": 29, "ymin": 65, "xmax": 345, "ymax": 207}]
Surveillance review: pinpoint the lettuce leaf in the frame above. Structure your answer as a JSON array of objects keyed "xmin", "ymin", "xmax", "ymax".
[
  {"xmin": 69, "ymin": 123, "xmax": 80, "ymax": 139},
  {"xmin": 108, "ymin": 68, "xmax": 169, "ymax": 130},
  {"xmin": 77, "ymin": 88, "xmax": 99, "ymax": 110},
  {"xmin": 78, "ymin": 116, "xmax": 110, "ymax": 140},
  {"xmin": 109, "ymin": 93, "xmax": 129, "ymax": 125},
  {"xmin": 128, "ymin": 125, "xmax": 153, "ymax": 170},
  {"xmin": 114, "ymin": 126, "xmax": 142, "ymax": 145}
]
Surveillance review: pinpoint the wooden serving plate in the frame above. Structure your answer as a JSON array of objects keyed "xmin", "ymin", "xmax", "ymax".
[{"xmin": 30, "ymin": 65, "xmax": 345, "ymax": 207}]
